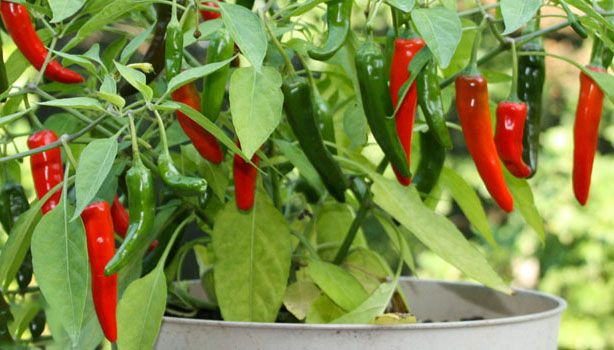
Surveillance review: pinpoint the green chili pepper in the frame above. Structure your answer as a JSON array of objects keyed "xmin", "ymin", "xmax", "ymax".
[
  {"xmin": 313, "ymin": 92, "xmax": 336, "ymax": 155},
  {"xmin": 413, "ymin": 130, "xmax": 445, "ymax": 198},
  {"xmin": 165, "ymin": 6, "xmax": 183, "ymax": 82},
  {"xmin": 104, "ymin": 158, "xmax": 155, "ymax": 276},
  {"xmin": 29, "ymin": 311, "xmax": 45, "ymax": 341},
  {"xmin": 158, "ymin": 153, "xmax": 208, "ymax": 196},
  {"xmin": 559, "ymin": 0, "xmax": 588, "ymax": 39},
  {"xmin": 282, "ymin": 75, "xmax": 348, "ymax": 202},
  {"xmin": 416, "ymin": 58, "xmax": 453, "ymax": 150},
  {"xmin": 355, "ymin": 37, "xmax": 411, "ymax": 178},
  {"xmin": 202, "ymin": 31, "xmax": 234, "ymax": 121},
  {"xmin": 518, "ymin": 18, "xmax": 546, "ymax": 178},
  {"xmin": 307, "ymin": 0, "xmax": 352, "ymax": 61},
  {"xmin": 0, "ymin": 291, "xmax": 13, "ymax": 345}
]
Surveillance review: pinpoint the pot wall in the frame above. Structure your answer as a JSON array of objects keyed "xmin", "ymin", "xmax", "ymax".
[{"xmin": 155, "ymin": 278, "xmax": 566, "ymax": 350}]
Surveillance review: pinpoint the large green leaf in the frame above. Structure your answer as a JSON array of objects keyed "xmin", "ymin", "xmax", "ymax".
[
  {"xmin": 306, "ymin": 260, "xmax": 369, "ymax": 311},
  {"xmin": 500, "ymin": 0, "xmax": 541, "ymax": 35},
  {"xmin": 212, "ymin": 189, "xmax": 292, "ymax": 322},
  {"xmin": 219, "ymin": 3, "xmax": 267, "ymax": 69},
  {"xmin": 370, "ymin": 173, "xmax": 510, "ymax": 293},
  {"xmin": 31, "ymin": 197, "xmax": 89, "ymax": 345},
  {"xmin": 230, "ymin": 67, "xmax": 284, "ymax": 159},
  {"xmin": 411, "ymin": 7, "xmax": 462, "ymax": 69}
]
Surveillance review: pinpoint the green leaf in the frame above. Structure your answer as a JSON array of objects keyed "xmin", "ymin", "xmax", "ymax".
[
  {"xmin": 116, "ymin": 264, "xmax": 167, "ymax": 350},
  {"xmin": 500, "ymin": 0, "xmax": 541, "ymax": 35},
  {"xmin": 37, "ymin": 98, "xmax": 104, "ymax": 112},
  {"xmin": 503, "ymin": 168, "xmax": 546, "ymax": 242},
  {"xmin": 114, "ymin": 62, "xmax": 153, "ymax": 101},
  {"xmin": 72, "ymin": 137, "xmax": 118, "ymax": 220},
  {"xmin": 315, "ymin": 202, "xmax": 366, "ymax": 257},
  {"xmin": 48, "ymin": 0, "xmax": 85, "ymax": 22},
  {"xmin": 439, "ymin": 167, "xmax": 496, "ymax": 246},
  {"xmin": 386, "ymin": 0, "xmax": 415, "ymax": 12},
  {"xmin": 98, "ymin": 75, "xmax": 125, "ymax": 109},
  {"xmin": 370, "ymin": 173, "xmax": 510, "ymax": 293},
  {"xmin": 230, "ymin": 67, "xmax": 284, "ymax": 159},
  {"xmin": 411, "ymin": 7, "xmax": 462, "ymax": 69},
  {"xmin": 343, "ymin": 102, "xmax": 368, "ymax": 150},
  {"xmin": 31, "ymin": 197, "xmax": 89, "ymax": 345},
  {"xmin": 181, "ymin": 144, "xmax": 229, "ymax": 201},
  {"xmin": 305, "ymin": 294, "xmax": 345, "ymax": 323},
  {"xmin": 283, "ymin": 281, "xmax": 322, "ymax": 321},
  {"xmin": 120, "ymin": 23, "xmax": 155, "ymax": 64},
  {"xmin": 219, "ymin": 3, "xmax": 267, "ymax": 69},
  {"xmin": 0, "ymin": 207, "xmax": 40, "ymax": 289},
  {"xmin": 273, "ymin": 139, "xmax": 325, "ymax": 194},
  {"xmin": 330, "ymin": 279, "xmax": 398, "ymax": 324},
  {"xmin": 212, "ymin": 189, "xmax": 293, "ymax": 322},
  {"xmin": 306, "ymin": 260, "xmax": 369, "ymax": 311},
  {"xmin": 564, "ymin": 0, "xmax": 614, "ymax": 33},
  {"xmin": 164, "ymin": 57, "xmax": 235, "ymax": 97}
]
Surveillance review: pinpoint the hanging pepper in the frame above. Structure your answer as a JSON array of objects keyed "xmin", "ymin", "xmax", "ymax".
[
  {"xmin": 81, "ymin": 201, "xmax": 117, "ymax": 342},
  {"xmin": 0, "ymin": 180, "xmax": 32, "ymax": 292},
  {"xmin": 356, "ymin": 36, "xmax": 410, "ymax": 178},
  {"xmin": 165, "ymin": 3, "xmax": 183, "ymax": 82},
  {"xmin": 313, "ymin": 92, "xmax": 336, "ymax": 155},
  {"xmin": 105, "ymin": 158, "xmax": 155, "ymax": 275},
  {"xmin": 282, "ymin": 74, "xmax": 348, "ymax": 202},
  {"xmin": 111, "ymin": 195, "xmax": 157, "ymax": 252},
  {"xmin": 389, "ymin": 36, "xmax": 425, "ymax": 185},
  {"xmin": 200, "ymin": 1, "xmax": 221, "ymax": 21},
  {"xmin": 158, "ymin": 153, "xmax": 208, "ymax": 196},
  {"xmin": 0, "ymin": 2, "xmax": 83, "ymax": 84},
  {"xmin": 559, "ymin": 0, "xmax": 588, "ymax": 39},
  {"xmin": 518, "ymin": 17, "xmax": 546, "ymax": 177},
  {"xmin": 416, "ymin": 58, "xmax": 453, "ymax": 149},
  {"xmin": 0, "ymin": 291, "xmax": 13, "ymax": 345},
  {"xmin": 28, "ymin": 311, "xmax": 45, "ymax": 341},
  {"xmin": 172, "ymin": 80, "xmax": 224, "ymax": 163},
  {"xmin": 573, "ymin": 40, "xmax": 606, "ymax": 205},
  {"xmin": 233, "ymin": 139, "xmax": 260, "ymax": 211},
  {"xmin": 120, "ymin": 4, "xmax": 171, "ymax": 96},
  {"xmin": 495, "ymin": 102, "xmax": 531, "ymax": 178},
  {"xmin": 202, "ymin": 31, "xmax": 234, "ymax": 121},
  {"xmin": 307, "ymin": 0, "xmax": 352, "ymax": 61},
  {"xmin": 28, "ymin": 130, "xmax": 63, "ymax": 215},
  {"xmin": 413, "ymin": 130, "xmax": 445, "ymax": 197}
]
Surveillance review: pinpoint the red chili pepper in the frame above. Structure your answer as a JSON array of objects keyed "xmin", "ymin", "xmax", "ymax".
[
  {"xmin": 233, "ymin": 139, "xmax": 260, "ymax": 211},
  {"xmin": 455, "ymin": 74, "xmax": 514, "ymax": 212},
  {"xmin": 27, "ymin": 130, "xmax": 63, "ymax": 215},
  {"xmin": 81, "ymin": 201, "xmax": 117, "ymax": 342},
  {"xmin": 389, "ymin": 37, "xmax": 425, "ymax": 186},
  {"xmin": 171, "ymin": 81, "xmax": 224, "ymax": 164},
  {"xmin": 111, "ymin": 195, "xmax": 158, "ymax": 252},
  {"xmin": 200, "ymin": 1, "xmax": 221, "ymax": 21},
  {"xmin": 0, "ymin": 2, "xmax": 83, "ymax": 84},
  {"xmin": 573, "ymin": 65, "xmax": 605, "ymax": 205},
  {"xmin": 495, "ymin": 101, "xmax": 531, "ymax": 178}
]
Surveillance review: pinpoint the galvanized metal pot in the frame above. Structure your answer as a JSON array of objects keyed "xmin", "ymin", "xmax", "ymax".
[{"xmin": 155, "ymin": 278, "xmax": 566, "ymax": 350}]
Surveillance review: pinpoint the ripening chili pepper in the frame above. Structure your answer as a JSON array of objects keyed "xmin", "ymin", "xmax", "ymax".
[
  {"xmin": 28, "ymin": 311, "xmax": 45, "ymax": 341},
  {"xmin": 0, "ymin": 180, "xmax": 32, "ymax": 292},
  {"xmin": 233, "ymin": 139, "xmax": 260, "ymax": 211},
  {"xmin": 0, "ymin": 291, "xmax": 13, "ymax": 345},
  {"xmin": 120, "ymin": 4, "xmax": 171, "ymax": 96},
  {"xmin": 413, "ymin": 130, "xmax": 445, "ymax": 198},
  {"xmin": 389, "ymin": 37, "xmax": 425, "ymax": 185},
  {"xmin": 111, "ymin": 195, "xmax": 157, "ymax": 252},
  {"xmin": 28, "ymin": 130, "xmax": 63, "ymax": 215},
  {"xmin": 356, "ymin": 37, "xmax": 410, "ymax": 178},
  {"xmin": 416, "ymin": 58, "xmax": 453, "ymax": 149},
  {"xmin": 455, "ymin": 74, "xmax": 514, "ymax": 212},
  {"xmin": 158, "ymin": 153, "xmax": 208, "ymax": 196},
  {"xmin": 307, "ymin": 0, "xmax": 352, "ymax": 61},
  {"xmin": 573, "ymin": 40, "xmax": 607, "ymax": 205},
  {"xmin": 200, "ymin": 1, "xmax": 221, "ymax": 21},
  {"xmin": 172, "ymin": 80, "xmax": 224, "ymax": 163},
  {"xmin": 282, "ymin": 75, "xmax": 348, "ymax": 202},
  {"xmin": 495, "ymin": 102, "xmax": 531, "ymax": 178},
  {"xmin": 313, "ymin": 92, "xmax": 336, "ymax": 155},
  {"xmin": 81, "ymin": 201, "xmax": 117, "ymax": 342},
  {"xmin": 202, "ymin": 31, "xmax": 234, "ymax": 121},
  {"xmin": 0, "ymin": 2, "xmax": 83, "ymax": 84},
  {"xmin": 105, "ymin": 158, "xmax": 155, "ymax": 275},
  {"xmin": 165, "ymin": 6, "xmax": 183, "ymax": 82},
  {"xmin": 518, "ymin": 17, "xmax": 546, "ymax": 177}
]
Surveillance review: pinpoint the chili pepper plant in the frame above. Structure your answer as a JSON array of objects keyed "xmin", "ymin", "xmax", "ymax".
[{"xmin": 0, "ymin": 0, "xmax": 613, "ymax": 348}]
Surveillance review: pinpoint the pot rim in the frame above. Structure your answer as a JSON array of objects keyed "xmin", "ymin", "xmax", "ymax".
[{"xmin": 164, "ymin": 277, "xmax": 567, "ymax": 330}]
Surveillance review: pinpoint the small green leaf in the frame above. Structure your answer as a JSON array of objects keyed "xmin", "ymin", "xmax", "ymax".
[
  {"xmin": 501, "ymin": 0, "xmax": 541, "ymax": 35},
  {"xmin": 37, "ymin": 98, "xmax": 104, "ymax": 112},
  {"xmin": 330, "ymin": 279, "xmax": 398, "ymax": 324},
  {"xmin": 283, "ymin": 281, "xmax": 322, "ymax": 321},
  {"xmin": 503, "ymin": 168, "xmax": 546, "ymax": 242},
  {"xmin": 411, "ymin": 7, "xmax": 462, "ymax": 69},
  {"xmin": 48, "ymin": 0, "xmax": 85, "ymax": 22},
  {"xmin": 386, "ymin": 0, "xmax": 415, "ymax": 12},
  {"xmin": 120, "ymin": 23, "xmax": 155, "ymax": 64},
  {"xmin": 219, "ymin": 3, "xmax": 267, "ymax": 69},
  {"xmin": 440, "ymin": 167, "xmax": 496, "ymax": 246},
  {"xmin": 72, "ymin": 137, "xmax": 118, "ymax": 220},
  {"xmin": 165, "ymin": 57, "xmax": 235, "ymax": 96},
  {"xmin": 343, "ymin": 102, "xmax": 368, "ymax": 150},
  {"xmin": 181, "ymin": 144, "xmax": 229, "ymax": 201},
  {"xmin": 306, "ymin": 260, "xmax": 369, "ymax": 311},
  {"xmin": 98, "ymin": 75, "xmax": 125, "ymax": 109},
  {"xmin": 305, "ymin": 294, "xmax": 345, "ymax": 323},
  {"xmin": 230, "ymin": 67, "xmax": 284, "ymax": 159},
  {"xmin": 114, "ymin": 61, "xmax": 153, "ymax": 101},
  {"xmin": 273, "ymin": 139, "xmax": 325, "ymax": 194}
]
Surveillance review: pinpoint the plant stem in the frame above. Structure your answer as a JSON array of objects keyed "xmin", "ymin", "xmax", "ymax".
[
  {"xmin": 128, "ymin": 114, "xmax": 141, "ymax": 161},
  {"xmin": 333, "ymin": 180, "xmax": 371, "ymax": 265},
  {"xmin": 60, "ymin": 135, "xmax": 78, "ymax": 169},
  {"xmin": 263, "ymin": 15, "xmax": 295, "ymax": 74},
  {"xmin": 154, "ymin": 109, "xmax": 170, "ymax": 156}
]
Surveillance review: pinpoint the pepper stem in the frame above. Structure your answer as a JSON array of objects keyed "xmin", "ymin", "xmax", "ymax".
[
  {"xmin": 466, "ymin": 16, "xmax": 487, "ymax": 76},
  {"xmin": 128, "ymin": 114, "xmax": 141, "ymax": 162},
  {"xmin": 154, "ymin": 109, "xmax": 170, "ymax": 157},
  {"xmin": 589, "ymin": 38, "xmax": 605, "ymax": 68},
  {"xmin": 263, "ymin": 16, "xmax": 295, "ymax": 75},
  {"xmin": 507, "ymin": 39, "xmax": 520, "ymax": 102}
]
